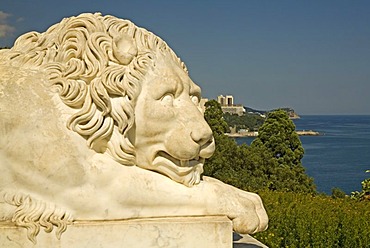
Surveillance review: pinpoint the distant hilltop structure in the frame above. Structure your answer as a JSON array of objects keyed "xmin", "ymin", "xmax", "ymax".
[
  {"xmin": 201, "ymin": 95, "xmax": 300, "ymax": 119},
  {"xmin": 217, "ymin": 95, "xmax": 234, "ymax": 106},
  {"xmin": 217, "ymin": 95, "xmax": 246, "ymax": 116}
]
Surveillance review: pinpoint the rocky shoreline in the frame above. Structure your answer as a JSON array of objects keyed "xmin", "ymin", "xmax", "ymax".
[
  {"xmin": 226, "ymin": 130, "xmax": 321, "ymax": 138},
  {"xmin": 296, "ymin": 130, "xmax": 321, "ymax": 136}
]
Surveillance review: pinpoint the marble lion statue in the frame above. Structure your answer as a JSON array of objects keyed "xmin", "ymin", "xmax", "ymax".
[{"xmin": 0, "ymin": 13, "xmax": 268, "ymax": 243}]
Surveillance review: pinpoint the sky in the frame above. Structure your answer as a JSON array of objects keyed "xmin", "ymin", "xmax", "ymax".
[{"xmin": 1, "ymin": 1, "xmax": 369, "ymax": 115}]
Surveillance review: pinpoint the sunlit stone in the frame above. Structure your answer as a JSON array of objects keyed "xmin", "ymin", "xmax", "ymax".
[{"xmin": 0, "ymin": 13, "xmax": 267, "ymax": 246}]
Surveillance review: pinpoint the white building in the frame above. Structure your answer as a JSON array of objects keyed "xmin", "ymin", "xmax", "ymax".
[
  {"xmin": 217, "ymin": 95, "xmax": 234, "ymax": 106},
  {"xmin": 217, "ymin": 95, "xmax": 245, "ymax": 116}
]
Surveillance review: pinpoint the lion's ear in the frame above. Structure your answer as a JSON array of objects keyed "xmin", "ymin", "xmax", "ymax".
[{"xmin": 112, "ymin": 33, "xmax": 138, "ymax": 65}]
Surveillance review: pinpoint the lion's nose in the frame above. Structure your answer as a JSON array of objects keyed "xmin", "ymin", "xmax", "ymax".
[
  {"xmin": 191, "ymin": 127, "xmax": 215, "ymax": 159},
  {"xmin": 190, "ymin": 122, "xmax": 213, "ymax": 147}
]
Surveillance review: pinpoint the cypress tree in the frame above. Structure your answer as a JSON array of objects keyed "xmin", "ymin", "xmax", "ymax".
[{"xmin": 251, "ymin": 110, "xmax": 316, "ymax": 193}]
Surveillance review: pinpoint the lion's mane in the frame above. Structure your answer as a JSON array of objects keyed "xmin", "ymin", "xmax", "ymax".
[{"xmin": 3, "ymin": 12, "xmax": 188, "ymax": 165}]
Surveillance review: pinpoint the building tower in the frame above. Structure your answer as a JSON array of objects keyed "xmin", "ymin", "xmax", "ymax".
[{"xmin": 226, "ymin": 95, "xmax": 233, "ymax": 106}]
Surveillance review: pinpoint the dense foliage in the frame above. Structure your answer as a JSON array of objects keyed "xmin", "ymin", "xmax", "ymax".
[
  {"xmin": 252, "ymin": 110, "xmax": 303, "ymax": 164},
  {"xmin": 254, "ymin": 191, "xmax": 370, "ymax": 248},
  {"xmin": 203, "ymin": 101, "xmax": 315, "ymax": 193},
  {"xmin": 204, "ymin": 100, "xmax": 271, "ymax": 189},
  {"xmin": 224, "ymin": 107, "xmax": 297, "ymax": 132},
  {"xmin": 223, "ymin": 112, "xmax": 265, "ymax": 132},
  {"xmin": 251, "ymin": 110, "xmax": 316, "ymax": 193},
  {"xmin": 204, "ymin": 100, "xmax": 229, "ymax": 135}
]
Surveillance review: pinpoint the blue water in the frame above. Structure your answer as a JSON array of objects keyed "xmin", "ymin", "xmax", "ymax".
[{"xmin": 235, "ymin": 115, "xmax": 370, "ymax": 195}]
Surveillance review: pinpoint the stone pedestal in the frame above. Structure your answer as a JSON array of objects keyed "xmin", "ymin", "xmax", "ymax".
[
  {"xmin": 0, "ymin": 216, "xmax": 268, "ymax": 247},
  {"xmin": 1, "ymin": 216, "xmax": 233, "ymax": 248}
]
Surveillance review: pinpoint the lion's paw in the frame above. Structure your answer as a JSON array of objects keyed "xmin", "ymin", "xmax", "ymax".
[{"xmin": 203, "ymin": 176, "xmax": 268, "ymax": 234}]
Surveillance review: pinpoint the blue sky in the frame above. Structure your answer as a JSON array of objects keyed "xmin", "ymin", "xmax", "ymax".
[{"xmin": 1, "ymin": 1, "xmax": 369, "ymax": 114}]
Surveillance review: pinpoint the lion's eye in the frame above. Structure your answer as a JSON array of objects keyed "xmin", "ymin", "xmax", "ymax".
[
  {"xmin": 161, "ymin": 94, "xmax": 174, "ymax": 106},
  {"xmin": 190, "ymin": 95, "xmax": 200, "ymax": 106}
]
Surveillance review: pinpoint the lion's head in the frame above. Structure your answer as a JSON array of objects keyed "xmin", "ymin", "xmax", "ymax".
[{"xmin": 4, "ymin": 13, "xmax": 215, "ymax": 186}]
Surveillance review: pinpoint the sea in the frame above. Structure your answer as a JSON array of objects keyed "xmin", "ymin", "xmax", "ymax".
[{"xmin": 235, "ymin": 115, "xmax": 370, "ymax": 195}]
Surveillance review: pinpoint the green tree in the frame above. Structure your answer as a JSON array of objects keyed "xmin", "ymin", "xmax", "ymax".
[
  {"xmin": 204, "ymin": 100, "xmax": 229, "ymax": 135},
  {"xmin": 204, "ymin": 104, "xmax": 316, "ymax": 193},
  {"xmin": 203, "ymin": 100, "xmax": 241, "ymax": 184},
  {"xmin": 251, "ymin": 110, "xmax": 316, "ymax": 193},
  {"xmin": 233, "ymin": 144, "xmax": 276, "ymax": 191},
  {"xmin": 203, "ymin": 102, "xmax": 280, "ymax": 191}
]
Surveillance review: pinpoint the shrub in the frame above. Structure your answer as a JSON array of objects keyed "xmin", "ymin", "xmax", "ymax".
[
  {"xmin": 331, "ymin": 187, "xmax": 346, "ymax": 199},
  {"xmin": 253, "ymin": 191, "xmax": 370, "ymax": 248}
]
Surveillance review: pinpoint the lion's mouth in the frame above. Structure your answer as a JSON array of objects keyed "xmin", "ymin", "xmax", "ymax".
[
  {"xmin": 152, "ymin": 151, "xmax": 204, "ymax": 186},
  {"xmin": 154, "ymin": 151, "xmax": 205, "ymax": 173},
  {"xmin": 180, "ymin": 157, "xmax": 205, "ymax": 168}
]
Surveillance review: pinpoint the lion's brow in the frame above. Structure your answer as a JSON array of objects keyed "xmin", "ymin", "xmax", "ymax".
[{"xmin": 152, "ymin": 76, "xmax": 179, "ymax": 98}]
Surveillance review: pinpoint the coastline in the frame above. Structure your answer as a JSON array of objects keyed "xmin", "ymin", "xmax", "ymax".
[
  {"xmin": 225, "ymin": 130, "xmax": 321, "ymax": 138},
  {"xmin": 296, "ymin": 130, "xmax": 321, "ymax": 136}
]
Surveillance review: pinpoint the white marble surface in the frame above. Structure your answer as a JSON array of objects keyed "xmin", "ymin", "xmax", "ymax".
[
  {"xmin": 0, "ymin": 13, "xmax": 268, "ymax": 243},
  {"xmin": 1, "ymin": 216, "xmax": 233, "ymax": 248}
]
